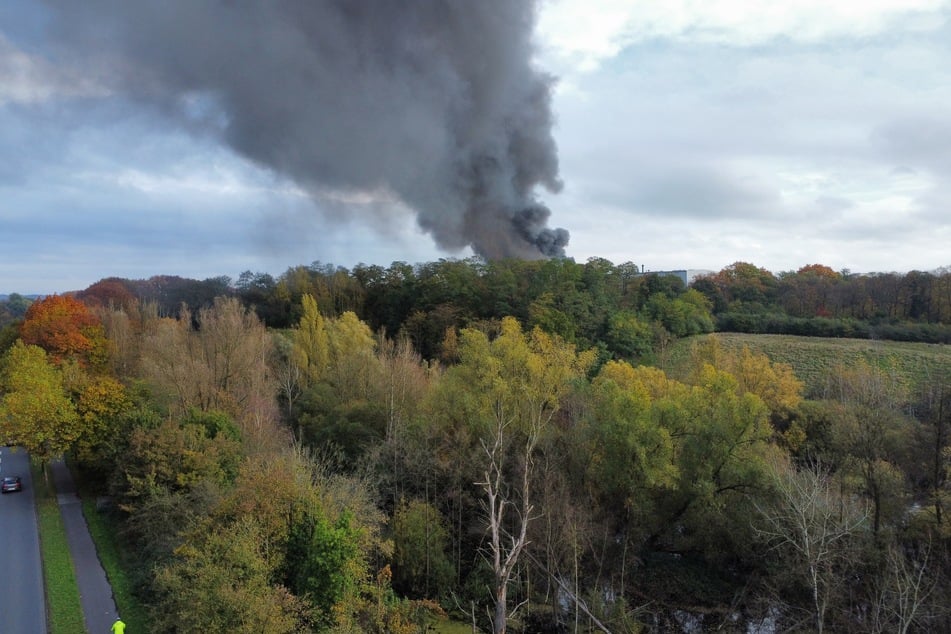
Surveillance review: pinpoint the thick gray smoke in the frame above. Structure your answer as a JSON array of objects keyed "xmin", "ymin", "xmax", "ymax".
[{"xmin": 44, "ymin": 0, "xmax": 569, "ymax": 259}]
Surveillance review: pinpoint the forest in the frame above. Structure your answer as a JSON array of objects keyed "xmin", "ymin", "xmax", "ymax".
[{"xmin": 0, "ymin": 257, "xmax": 949, "ymax": 633}]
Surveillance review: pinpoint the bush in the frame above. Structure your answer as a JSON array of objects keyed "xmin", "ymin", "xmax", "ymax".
[{"xmin": 712, "ymin": 312, "xmax": 951, "ymax": 343}]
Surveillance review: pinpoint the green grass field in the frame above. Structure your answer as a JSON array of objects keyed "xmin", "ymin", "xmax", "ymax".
[{"xmin": 663, "ymin": 333, "xmax": 951, "ymax": 397}]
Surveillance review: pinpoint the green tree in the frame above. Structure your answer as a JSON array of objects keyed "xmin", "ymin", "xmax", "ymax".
[
  {"xmin": 223, "ymin": 451, "xmax": 383, "ymax": 631},
  {"xmin": 152, "ymin": 516, "xmax": 310, "ymax": 634},
  {"xmin": 401, "ymin": 304, "xmax": 462, "ymax": 361},
  {"xmin": 0, "ymin": 322, "xmax": 20, "ymax": 356},
  {"xmin": 586, "ymin": 361, "xmax": 678, "ymax": 533},
  {"xmin": 644, "ymin": 290, "xmax": 714, "ymax": 338},
  {"xmin": 604, "ymin": 310, "xmax": 654, "ymax": 359},
  {"xmin": 528, "ymin": 291, "xmax": 576, "ymax": 343},
  {"xmin": 236, "ymin": 270, "xmax": 291, "ymax": 327},
  {"xmin": 581, "ymin": 361, "xmax": 681, "ymax": 594},
  {"xmin": 0, "ymin": 341, "xmax": 82, "ymax": 468},
  {"xmin": 4, "ymin": 292, "xmax": 32, "ymax": 318},
  {"xmin": 285, "ymin": 507, "xmax": 363, "ymax": 628},
  {"xmin": 652, "ymin": 365, "xmax": 774, "ymax": 556},
  {"xmin": 527, "ymin": 258, "xmax": 599, "ymax": 345},
  {"xmin": 824, "ymin": 360, "xmax": 913, "ymax": 535},
  {"xmin": 711, "ymin": 261, "xmax": 779, "ymax": 310},
  {"xmin": 434, "ymin": 317, "xmax": 594, "ymax": 634},
  {"xmin": 913, "ymin": 380, "xmax": 951, "ymax": 528},
  {"xmin": 391, "ymin": 498, "xmax": 454, "ymax": 599},
  {"xmin": 115, "ymin": 412, "xmax": 242, "ymax": 512},
  {"xmin": 413, "ymin": 257, "xmax": 486, "ymax": 323},
  {"xmin": 292, "ymin": 309, "xmax": 386, "ymax": 461},
  {"xmin": 481, "ymin": 258, "xmax": 537, "ymax": 321}
]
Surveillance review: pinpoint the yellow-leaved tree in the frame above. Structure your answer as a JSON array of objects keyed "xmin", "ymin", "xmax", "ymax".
[
  {"xmin": 326, "ymin": 310, "xmax": 379, "ymax": 403},
  {"xmin": 431, "ymin": 316, "xmax": 594, "ymax": 634},
  {"xmin": 71, "ymin": 374, "xmax": 132, "ymax": 468},
  {"xmin": 291, "ymin": 293, "xmax": 331, "ymax": 389},
  {"xmin": 0, "ymin": 341, "xmax": 83, "ymax": 472},
  {"xmin": 689, "ymin": 336, "xmax": 803, "ymax": 418}
]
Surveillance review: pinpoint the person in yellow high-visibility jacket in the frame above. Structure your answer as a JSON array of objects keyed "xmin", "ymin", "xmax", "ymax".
[{"xmin": 111, "ymin": 617, "xmax": 126, "ymax": 633}]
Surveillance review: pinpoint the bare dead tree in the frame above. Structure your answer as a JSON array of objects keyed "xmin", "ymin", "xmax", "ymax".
[
  {"xmin": 753, "ymin": 457, "xmax": 869, "ymax": 634},
  {"xmin": 460, "ymin": 319, "xmax": 593, "ymax": 634},
  {"xmin": 869, "ymin": 541, "xmax": 939, "ymax": 634},
  {"xmin": 524, "ymin": 551, "xmax": 616, "ymax": 634},
  {"xmin": 271, "ymin": 332, "xmax": 302, "ymax": 421},
  {"xmin": 477, "ymin": 409, "xmax": 538, "ymax": 634}
]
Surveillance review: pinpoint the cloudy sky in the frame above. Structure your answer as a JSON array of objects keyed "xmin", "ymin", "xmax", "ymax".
[{"xmin": 2, "ymin": 1, "xmax": 951, "ymax": 295}]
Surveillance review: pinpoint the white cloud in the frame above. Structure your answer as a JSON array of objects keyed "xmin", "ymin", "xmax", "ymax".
[
  {"xmin": 537, "ymin": 0, "xmax": 950, "ymax": 73},
  {"xmin": 0, "ymin": 34, "xmax": 106, "ymax": 105},
  {"xmin": 102, "ymin": 165, "xmax": 270, "ymax": 199},
  {"xmin": 542, "ymin": 3, "xmax": 951, "ymax": 275}
]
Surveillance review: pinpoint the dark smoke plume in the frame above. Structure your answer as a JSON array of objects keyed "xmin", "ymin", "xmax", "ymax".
[{"xmin": 44, "ymin": 0, "xmax": 568, "ymax": 259}]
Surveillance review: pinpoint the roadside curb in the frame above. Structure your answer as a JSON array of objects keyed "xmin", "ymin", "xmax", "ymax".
[{"xmin": 28, "ymin": 459, "xmax": 52, "ymax": 634}]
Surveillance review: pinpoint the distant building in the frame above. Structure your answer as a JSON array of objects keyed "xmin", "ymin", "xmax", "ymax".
[{"xmin": 634, "ymin": 267, "xmax": 714, "ymax": 286}]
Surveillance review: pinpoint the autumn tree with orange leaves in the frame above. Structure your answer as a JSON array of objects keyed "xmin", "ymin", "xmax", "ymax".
[
  {"xmin": 779, "ymin": 264, "xmax": 843, "ymax": 318},
  {"xmin": 77, "ymin": 277, "xmax": 138, "ymax": 311},
  {"xmin": 19, "ymin": 294, "xmax": 108, "ymax": 368}
]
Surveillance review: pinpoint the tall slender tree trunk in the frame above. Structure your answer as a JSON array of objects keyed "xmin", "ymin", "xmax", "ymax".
[
  {"xmin": 493, "ymin": 583, "xmax": 509, "ymax": 634},
  {"xmin": 811, "ymin": 563, "xmax": 824, "ymax": 634}
]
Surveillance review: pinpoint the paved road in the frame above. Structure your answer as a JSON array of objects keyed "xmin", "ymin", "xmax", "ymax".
[
  {"xmin": 51, "ymin": 458, "xmax": 119, "ymax": 634},
  {"xmin": 0, "ymin": 447, "xmax": 48, "ymax": 634}
]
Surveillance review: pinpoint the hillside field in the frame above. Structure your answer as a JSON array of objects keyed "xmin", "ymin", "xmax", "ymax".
[{"xmin": 663, "ymin": 332, "xmax": 951, "ymax": 398}]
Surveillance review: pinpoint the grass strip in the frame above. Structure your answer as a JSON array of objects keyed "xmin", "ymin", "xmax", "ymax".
[
  {"xmin": 431, "ymin": 619, "xmax": 481, "ymax": 633},
  {"xmin": 81, "ymin": 498, "xmax": 149, "ymax": 632},
  {"xmin": 31, "ymin": 461, "xmax": 86, "ymax": 634}
]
